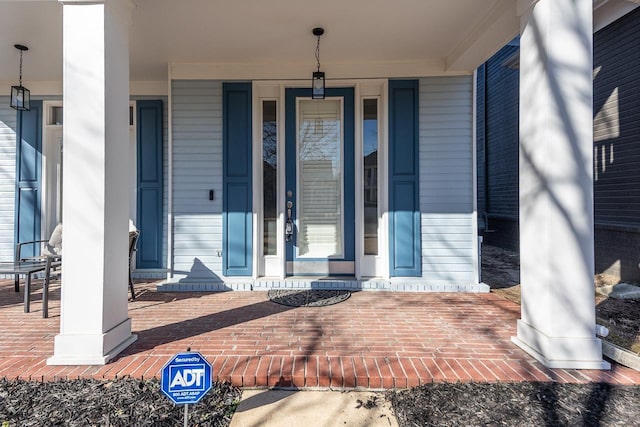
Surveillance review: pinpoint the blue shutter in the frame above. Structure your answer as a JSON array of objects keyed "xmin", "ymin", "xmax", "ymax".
[
  {"xmin": 223, "ymin": 83, "xmax": 252, "ymax": 276},
  {"xmin": 14, "ymin": 102, "xmax": 43, "ymax": 259},
  {"xmin": 388, "ymin": 81, "xmax": 421, "ymax": 277},
  {"xmin": 136, "ymin": 100, "xmax": 163, "ymax": 268}
]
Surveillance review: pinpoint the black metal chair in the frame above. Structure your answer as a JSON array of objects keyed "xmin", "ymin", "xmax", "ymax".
[
  {"xmin": 15, "ymin": 224, "xmax": 63, "ymax": 294},
  {"xmin": 128, "ymin": 230, "xmax": 140, "ymax": 299}
]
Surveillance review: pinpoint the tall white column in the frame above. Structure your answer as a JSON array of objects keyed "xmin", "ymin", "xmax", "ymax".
[
  {"xmin": 48, "ymin": 0, "xmax": 136, "ymax": 365},
  {"xmin": 513, "ymin": 0, "xmax": 609, "ymax": 369}
]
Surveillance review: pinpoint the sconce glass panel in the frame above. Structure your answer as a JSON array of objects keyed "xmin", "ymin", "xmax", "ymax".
[
  {"xmin": 10, "ymin": 85, "xmax": 30, "ymax": 111},
  {"xmin": 312, "ymin": 71, "xmax": 325, "ymax": 99}
]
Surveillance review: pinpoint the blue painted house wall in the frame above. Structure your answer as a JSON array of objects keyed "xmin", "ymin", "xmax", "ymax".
[
  {"xmin": 593, "ymin": 7, "xmax": 640, "ymax": 281},
  {"xmin": 476, "ymin": 43, "xmax": 520, "ymax": 252},
  {"xmin": 1, "ymin": 76, "xmax": 480, "ymax": 288},
  {"xmin": 477, "ymin": 7, "xmax": 640, "ymax": 281}
]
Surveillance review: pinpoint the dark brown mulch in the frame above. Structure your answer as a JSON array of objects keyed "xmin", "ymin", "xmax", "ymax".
[
  {"xmin": 482, "ymin": 244, "xmax": 640, "ymax": 354},
  {"xmin": 388, "ymin": 382, "xmax": 640, "ymax": 427},
  {"xmin": 0, "ymin": 378, "xmax": 240, "ymax": 427}
]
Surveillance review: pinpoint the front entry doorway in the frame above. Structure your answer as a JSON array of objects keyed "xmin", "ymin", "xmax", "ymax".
[{"xmin": 285, "ymin": 88, "xmax": 355, "ymax": 276}]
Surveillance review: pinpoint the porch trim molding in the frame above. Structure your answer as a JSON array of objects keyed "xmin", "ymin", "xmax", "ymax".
[
  {"xmin": 0, "ymin": 81, "xmax": 168, "ymax": 96},
  {"xmin": 447, "ymin": 0, "xmax": 520, "ymax": 71},
  {"xmin": 169, "ymin": 60, "xmax": 468, "ymax": 81}
]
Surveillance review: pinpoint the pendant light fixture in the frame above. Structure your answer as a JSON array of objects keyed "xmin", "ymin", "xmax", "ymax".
[
  {"xmin": 10, "ymin": 44, "xmax": 30, "ymax": 111},
  {"xmin": 311, "ymin": 27, "xmax": 325, "ymax": 99}
]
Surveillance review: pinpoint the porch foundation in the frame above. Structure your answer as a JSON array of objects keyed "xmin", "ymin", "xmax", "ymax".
[{"xmin": 157, "ymin": 278, "xmax": 490, "ymax": 293}]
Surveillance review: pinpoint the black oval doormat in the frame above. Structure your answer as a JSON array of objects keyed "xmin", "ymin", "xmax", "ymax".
[{"xmin": 268, "ymin": 289, "xmax": 351, "ymax": 307}]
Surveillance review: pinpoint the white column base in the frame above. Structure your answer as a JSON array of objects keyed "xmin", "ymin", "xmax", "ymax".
[
  {"xmin": 512, "ymin": 320, "xmax": 611, "ymax": 370},
  {"xmin": 47, "ymin": 318, "xmax": 137, "ymax": 366}
]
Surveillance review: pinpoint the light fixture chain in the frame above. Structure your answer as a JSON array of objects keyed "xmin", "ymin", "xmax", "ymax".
[
  {"xmin": 315, "ymin": 36, "xmax": 321, "ymax": 72},
  {"xmin": 19, "ymin": 50, "xmax": 23, "ymax": 86}
]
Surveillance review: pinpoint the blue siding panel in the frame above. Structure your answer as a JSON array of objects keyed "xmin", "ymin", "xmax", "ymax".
[
  {"xmin": 389, "ymin": 80, "xmax": 421, "ymax": 277},
  {"xmin": 223, "ymin": 83, "xmax": 252, "ymax": 276},
  {"xmin": 475, "ymin": 44, "xmax": 520, "ymax": 250},
  {"xmin": 484, "ymin": 45, "xmax": 520, "ymax": 219},
  {"xmin": 137, "ymin": 100, "xmax": 163, "ymax": 268},
  {"xmin": 592, "ymin": 8, "xmax": 640, "ymax": 280},
  {"xmin": 594, "ymin": 7, "xmax": 640, "ymax": 226},
  {"xmin": 15, "ymin": 102, "xmax": 42, "ymax": 259}
]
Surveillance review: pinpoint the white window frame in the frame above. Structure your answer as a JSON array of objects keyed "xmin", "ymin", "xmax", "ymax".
[{"xmin": 41, "ymin": 101, "xmax": 137, "ymax": 242}]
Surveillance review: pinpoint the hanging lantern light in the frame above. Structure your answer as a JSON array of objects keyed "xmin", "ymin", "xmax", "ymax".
[
  {"xmin": 10, "ymin": 44, "xmax": 30, "ymax": 111},
  {"xmin": 311, "ymin": 27, "xmax": 325, "ymax": 100}
]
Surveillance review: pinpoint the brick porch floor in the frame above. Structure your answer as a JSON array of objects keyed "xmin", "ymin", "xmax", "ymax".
[{"xmin": 1, "ymin": 279, "xmax": 639, "ymax": 388}]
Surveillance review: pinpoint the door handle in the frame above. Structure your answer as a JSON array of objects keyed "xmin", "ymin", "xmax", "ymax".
[{"xmin": 285, "ymin": 201, "xmax": 294, "ymax": 242}]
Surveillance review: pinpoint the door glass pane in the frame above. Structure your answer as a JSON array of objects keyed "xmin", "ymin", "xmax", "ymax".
[
  {"xmin": 263, "ymin": 100, "xmax": 278, "ymax": 255},
  {"xmin": 297, "ymin": 99, "xmax": 342, "ymax": 258},
  {"xmin": 363, "ymin": 99, "xmax": 378, "ymax": 255}
]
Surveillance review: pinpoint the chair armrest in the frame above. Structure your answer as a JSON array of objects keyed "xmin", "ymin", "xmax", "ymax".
[{"xmin": 16, "ymin": 239, "xmax": 49, "ymax": 262}]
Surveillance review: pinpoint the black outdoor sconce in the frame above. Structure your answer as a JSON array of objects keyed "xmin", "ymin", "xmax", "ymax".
[
  {"xmin": 311, "ymin": 27, "xmax": 325, "ymax": 99},
  {"xmin": 10, "ymin": 44, "xmax": 30, "ymax": 111}
]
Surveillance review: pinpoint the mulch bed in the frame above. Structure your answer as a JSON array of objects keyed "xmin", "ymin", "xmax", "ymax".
[
  {"xmin": 388, "ymin": 382, "xmax": 640, "ymax": 426},
  {"xmin": 482, "ymin": 244, "xmax": 640, "ymax": 355},
  {"xmin": 0, "ymin": 378, "xmax": 240, "ymax": 427},
  {"xmin": 4, "ymin": 379, "xmax": 640, "ymax": 426}
]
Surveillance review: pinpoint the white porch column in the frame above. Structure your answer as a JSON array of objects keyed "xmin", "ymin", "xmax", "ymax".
[
  {"xmin": 48, "ymin": 0, "xmax": 136, "ymax": 365},
  {"xmin": 513, "ymin": 0, "xmax": 609, "ymax": 369}
]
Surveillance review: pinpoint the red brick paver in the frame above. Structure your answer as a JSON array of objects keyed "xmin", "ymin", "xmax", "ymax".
[{"xmin": 1, "ymin": 280, "xmax": 639, "ymax": 388}]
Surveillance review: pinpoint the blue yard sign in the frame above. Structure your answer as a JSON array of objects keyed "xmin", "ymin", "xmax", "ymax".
[{"xmin": 161, "ymin": 352, "xmax": 213, "ymax": 405}]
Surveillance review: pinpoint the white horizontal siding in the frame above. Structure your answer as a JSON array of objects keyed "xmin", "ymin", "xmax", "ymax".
[
  {"xmin": 419, "ymin": 77, "xmax": 476, "ymax": 283},
  {"xmin": 0, "ymin": 99, "xmax": 16, "ymax": 262},
  {"xmin": 171, "ymin": 80, "xmax": 223, "ymax": 281},
  {"xmin": 172, "ymin": 215, "xmax": 223, "ymax": 280}
]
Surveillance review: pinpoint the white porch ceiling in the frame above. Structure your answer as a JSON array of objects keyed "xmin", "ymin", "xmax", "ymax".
[
  {"xmin": 0, "ymin": 0, "xmax": 523, "ymax": 86},
  {"xmin": 1, "ymin": 0, "xmax": 636, "ymax": 87}
]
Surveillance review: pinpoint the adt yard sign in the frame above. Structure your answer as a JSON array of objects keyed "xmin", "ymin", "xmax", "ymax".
[{"xmin": 161, "ymin": 352, "xmax": 213, "ymax": 405}]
